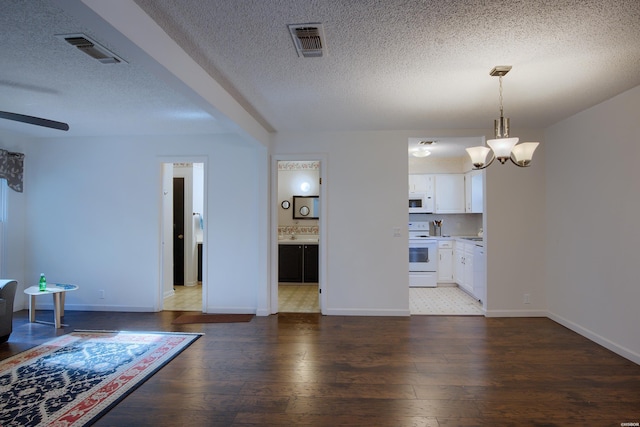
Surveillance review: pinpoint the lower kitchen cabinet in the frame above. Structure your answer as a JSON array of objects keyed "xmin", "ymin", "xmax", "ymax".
[
  {"xmin": 454, "ymin": 241, "xmax": 474, "ymax": 296},
  {"xmin": 437, "ymin": 240, "xmax": 454, "ymax": 283},
  {"xmin": 278, "ymin": 244, "xmax": 318, "ymax": 283}
]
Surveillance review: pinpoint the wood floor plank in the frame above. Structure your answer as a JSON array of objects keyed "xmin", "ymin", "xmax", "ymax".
[{"xmin": 1, "ymin": 310, "xmax": 638, "ymax": 426}]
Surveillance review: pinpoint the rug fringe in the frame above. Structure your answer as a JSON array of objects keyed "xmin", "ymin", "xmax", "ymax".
[{"xmin": 73, "ymin": 329, "xmax": 205, "ymax": 336}]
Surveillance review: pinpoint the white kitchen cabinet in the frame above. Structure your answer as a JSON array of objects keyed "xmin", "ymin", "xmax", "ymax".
[
  {"xmin": 437, "ymin": 240, "xmax": 454, "ymax": 283},
  {"xmin": 454, "ymin": 243, "xmax": 465, "ymax": 287},
  {"xmin": 434, "ymin": 174, "xmax": 465, "ymax": 213},
  {"xmin": 408, "ymin": 174, "xmax": 433, "ymax": 193},
  {"xmin": 465, "ymin": 170, "xmax": 483, "ymax": 213},
  {"xmin": 473, "ymin": 245, "xmax": 486, "ymax": 304},
  {"xmin": 463, "ymin": 243, "xmax": 474, "ymax": 295},
  {"xmin": 454, "ymin": 240, "xmax": 475, "ymax": 296}
]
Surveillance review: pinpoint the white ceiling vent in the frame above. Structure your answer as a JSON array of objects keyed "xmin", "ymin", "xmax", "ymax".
[
  {"xmin": 57, "ymin": 33, "xmax": 127, "ymax": 64},
  {"xmin": 288, "ymin": 24, "xmax": 326, "ymax": 58}
]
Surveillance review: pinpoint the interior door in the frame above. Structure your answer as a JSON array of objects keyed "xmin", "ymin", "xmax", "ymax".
[{"xmin": 173, "ymin": 177, "xmax": 185, "ymax": 285}]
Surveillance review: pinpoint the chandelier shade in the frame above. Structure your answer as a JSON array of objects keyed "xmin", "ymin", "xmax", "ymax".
[
  {"xmin": 511, "ymin": 142, "xmax": 539, "ymax": 167},
  {"xmin": 487, "ymin": 137, "xmax": 519, "ymax": 164},
  {"xmin": 465, "ymin": 146, "xmax": 492, "ymax": 169}
]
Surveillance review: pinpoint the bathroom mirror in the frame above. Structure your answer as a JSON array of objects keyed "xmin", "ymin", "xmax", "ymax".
[{"xmin": 293, "ymin": 195, "xmax": 319, "ymax": 219}]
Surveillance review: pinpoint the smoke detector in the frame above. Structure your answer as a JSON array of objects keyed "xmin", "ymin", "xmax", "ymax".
[
  {"xmin": 57, "ymin": 33, "xmax": 127, "ymax": 64},
  {"xmin": 288, "ymin": 24, "xmax": 327, "ymax": 58}
]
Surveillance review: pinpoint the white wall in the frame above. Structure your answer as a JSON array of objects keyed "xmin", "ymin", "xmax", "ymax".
[
  {"xmin": 274, "ymin": 129, "xmax": 547, "ymax": 316},
  {"xmin": 18, "ymin": 133, "xmax": 267, "ymax": 314},
  {"xmin": 545, "ymin": 85, "xmax": 640, "ymax": 363},
  {"xmin": 274, "ymin": 131, "xmax": 410, "ymax": 315},
  {"xmin": 484, "ymin": 128, "xmax": 547, "ymax": 316},
  {"xmin": 0, "ymin": 132, "xmax": 29, "ymax": 309}
]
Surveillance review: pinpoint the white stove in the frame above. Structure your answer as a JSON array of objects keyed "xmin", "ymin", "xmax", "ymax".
[
  {"xmin": 408, "ymin": 222, "xmax": 437, "ymax": 287},
  {"xmin": 408, "ymin": 221, "xmax": 431, "ymax": 239}
]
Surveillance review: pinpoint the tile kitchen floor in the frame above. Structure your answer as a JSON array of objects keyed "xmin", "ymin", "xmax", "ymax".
[{"xmin": 410, "ymin": 286, "xmax": 483, "ymax": 315}]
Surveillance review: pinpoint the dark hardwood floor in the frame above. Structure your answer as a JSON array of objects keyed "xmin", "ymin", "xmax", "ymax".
[{"xmin": 2, "ymin": 309, "xmax": 639, "ymax": 426}]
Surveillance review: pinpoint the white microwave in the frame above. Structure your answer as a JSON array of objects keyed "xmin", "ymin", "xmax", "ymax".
[{"xmin": 409, "ymin": 192, "xmax": 433, "ymax": 213}]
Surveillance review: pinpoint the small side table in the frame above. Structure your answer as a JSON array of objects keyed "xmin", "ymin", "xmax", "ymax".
[{"xmin": 24, "ymin": 284, "xmax": 78, "ymax": 328}]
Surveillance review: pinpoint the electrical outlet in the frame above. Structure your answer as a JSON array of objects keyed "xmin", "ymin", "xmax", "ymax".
[
  {"xmin": 99, "ymin": 290, "xmax": 105, "ymax": 299},
  {"xmin": 523, "ymin": 293, "xmax": 530, "ymax": 304}
]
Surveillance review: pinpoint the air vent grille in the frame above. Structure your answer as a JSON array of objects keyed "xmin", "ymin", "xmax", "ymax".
[
  {"xmin": 57, "ymin": 33, "xmax": 126, "ymax": 64},
  {"xmin": 288, "ymin": 24, "xmax": 326, "ymax": 58}
]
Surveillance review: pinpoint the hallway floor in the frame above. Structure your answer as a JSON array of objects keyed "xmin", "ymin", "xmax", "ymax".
[{"xmin": 163, "ymin": 284, "xmax": 202, "ymax": 311}]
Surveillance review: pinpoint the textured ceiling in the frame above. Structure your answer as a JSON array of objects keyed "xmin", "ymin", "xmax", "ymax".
[
  {"xmin": 134, "ymin": 0, "xmax": 640, "ymax": 134},
  {"xmin": 0, "ymin": 0, "xmax": 229, "ymax": 137},
  {"xmin": 1, "ymin": 0, "xmax": 639, "ymax": 154}
]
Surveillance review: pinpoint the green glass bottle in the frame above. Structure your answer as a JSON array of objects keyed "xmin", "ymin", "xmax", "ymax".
[{"xmin": 39, "ymin": 273, "xmax": 47, "ymax": 291}]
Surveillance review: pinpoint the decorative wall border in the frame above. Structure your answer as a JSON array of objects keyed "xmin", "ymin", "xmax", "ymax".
[
  {"xmin": 278, "ymin": 225, "xmax": 319, "ymax": 235},
  {"xmin": 278, "ymin": 161, "xmax": 319, "ymax": 171}
]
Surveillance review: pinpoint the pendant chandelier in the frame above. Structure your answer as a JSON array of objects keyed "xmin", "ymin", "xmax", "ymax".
[{"xmin": 466, "ymin": 66, "xmax": 539, "ymax": 169}]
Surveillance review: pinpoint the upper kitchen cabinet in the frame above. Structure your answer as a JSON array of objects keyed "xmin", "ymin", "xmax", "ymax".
[
  {"xmin": 465, "ymin": 170, "xmax": 483, "ymax": 213},
  {"xmin": 434, "ymin": 174, "xmax": 465, "ymax": 213},
  {"xmin": 408, "ymin": 174, "xmax": 433, "ymax": 193}
]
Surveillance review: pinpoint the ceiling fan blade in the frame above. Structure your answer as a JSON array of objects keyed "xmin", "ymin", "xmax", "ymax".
[{"xmin": 0, "ymin": 111, "xmax": 69, "ymax": 131}]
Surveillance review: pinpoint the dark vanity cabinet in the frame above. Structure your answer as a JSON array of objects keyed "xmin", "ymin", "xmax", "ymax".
[
  {"xmin": 278, "ymin": 244, "xmax": 318, "ymax": 283},
  {"xmin": 303, "ymin": 244, "xmax": 319, "ymax": 282}
]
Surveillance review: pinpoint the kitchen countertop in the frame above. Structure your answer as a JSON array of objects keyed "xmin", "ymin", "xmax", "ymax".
[
  {"xmin": 278, "ymin": 236, "xmax": 319, "ymax": 244},
  {"xmin": 424, "ymin": 236, "xmax": 484, "ymax": 246},
  {"xmin": 454, "ymin": 236, "xmax": 484, "ymax": 246}
]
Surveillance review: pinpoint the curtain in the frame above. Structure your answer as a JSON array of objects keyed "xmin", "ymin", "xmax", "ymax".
[{"xmin": 0, "ymin": 149, "xmax": 24, "ymax": 193}]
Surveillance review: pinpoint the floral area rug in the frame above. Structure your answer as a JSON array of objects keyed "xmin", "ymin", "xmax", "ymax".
[{"xmin": 0, "ymin": 330, "xmax": 201, "ymax": 426}]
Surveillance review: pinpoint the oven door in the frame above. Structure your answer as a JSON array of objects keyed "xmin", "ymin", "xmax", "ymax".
[{"xmin": 409, "ymin": 240, "xmax": 437, "ymax": 272}]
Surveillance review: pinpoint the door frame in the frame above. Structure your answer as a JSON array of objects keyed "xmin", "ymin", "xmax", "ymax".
[
  {"xmin": 158, "ymin": 156, "xmax": 208, "ymax": 312},
  {"xmin": 270, "ymin": 154, "xmax": 327, "ymax": 314}
]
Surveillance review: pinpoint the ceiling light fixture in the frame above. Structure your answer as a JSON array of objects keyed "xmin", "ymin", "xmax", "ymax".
[
  {"xmin": 466, "ymin": 66, "xmax": 539, "ymax": 169},
  {"xmin": 411, "ymin": 148, "xmax": 431, "ymax": 157}
]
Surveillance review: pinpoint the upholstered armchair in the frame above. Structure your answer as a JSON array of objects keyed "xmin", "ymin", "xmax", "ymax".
[{"xmin": 0, "ymin": 280, "xmax": 18, "ymax": 343}]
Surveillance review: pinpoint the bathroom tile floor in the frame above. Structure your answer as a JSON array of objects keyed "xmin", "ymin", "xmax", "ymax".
[{"xmin": 278, "ymin": 284, "xmax": 320, "ymax": 313}]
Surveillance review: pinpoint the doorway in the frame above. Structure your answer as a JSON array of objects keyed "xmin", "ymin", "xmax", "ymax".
[
  {"xmin": 407, "ymin": 137, "xmax": 486, "ymax": 315},
  {"xmin": 160, "ymin": 161, "xmax": 205, "ymax": 312},
  {"xmin": 271, "ymin": 156, "xmax": 327, "ymax": 314}
]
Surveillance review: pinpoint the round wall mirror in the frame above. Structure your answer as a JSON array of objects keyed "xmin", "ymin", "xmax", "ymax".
[
  {"xmin": 299, "ymin": 206, "xmax": 310, "ymax": 216},
  {"xmin": 281, "ymin": 200, "xmax": 290, "ymax": 209}
]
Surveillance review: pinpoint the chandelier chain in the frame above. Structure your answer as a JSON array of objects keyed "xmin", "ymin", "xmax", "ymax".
[{"xmin": 498, "ymin": 75, "xmax": 504, "ymax": 117}]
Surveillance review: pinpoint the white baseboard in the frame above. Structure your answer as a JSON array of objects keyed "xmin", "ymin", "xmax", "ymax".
[
  {"xmin": 47, "ymin": 304, "xmax": 154, "ymax": 312},
  {"xmin": 323, "ymin": 308, "xmax": 410, "ymax": 316},
  {"xmin": 484, "ymin": 309, "xmax": 548, "ymax": 317},
  {"xmin": 204, "ymin": 306, "xmax": 256, "ymax": 314},
  {"xmin": 548, "ymin": 311, "xmax": 640, "ymax": 365}
]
